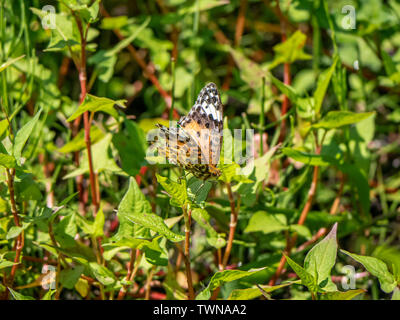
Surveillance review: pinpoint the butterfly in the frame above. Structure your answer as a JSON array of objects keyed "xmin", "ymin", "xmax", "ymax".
[{"xmin": 154, "ymin": 82, "xmax": 223, "ymax": 181}]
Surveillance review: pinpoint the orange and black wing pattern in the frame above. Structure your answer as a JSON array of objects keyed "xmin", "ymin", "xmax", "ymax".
[{"xmin": 155, "ymin": 83, "xmax": 223, "ymax": 180}]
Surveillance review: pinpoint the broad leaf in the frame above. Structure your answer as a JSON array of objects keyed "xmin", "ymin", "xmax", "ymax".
[
  {"xmin": 196, "ymin": 268, "xmax": 267, "ymax": 300},
  {"xmin": 8, "ymin": 288, "xmax": 35, "ymax": 300},
  {"xmin": 244, "ymin": 211, "xmax": 287, "ymax": 234},
  {"xmin": 304, "ymin": 223, "xmax": 338, "ymax": 291},
  {"xmin": 341, "ymin": 250, "xmax": 397, "ymax": 293},
  {"xmin": 156, "ymin": 174, "xmax": 189, "ymax": 207},
  {"xmin": 88, "ymin": 262, "xmax": 116, "ymax": 286},
  {"xmin": 320, "ymin": 289, "xmax": 365, "ymax": 300},
  {"xmin": 67, "ymin": 94, "xmax": 126, "ymax": 121},
  {"xmin": 285, "ymin": 255, "xmax": 318, "ymax": 293},
  {"xmin": 13, "ymin": 109, "xmax": 42, "ymax": 161},
  {"xmin": 312, "ymin": 111, "xmax": 375, "ymax": 130},
  {"xmin": 313, "ymin": 57, "xmax": 338, "ymax": 115}
]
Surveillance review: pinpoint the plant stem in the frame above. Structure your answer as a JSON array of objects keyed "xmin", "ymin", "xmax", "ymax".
[
  {"xmin": 181, "ymin": 204, "xmax": 195, "ymax": 300},
  {"xmin": 75, "ymin": 15, "xmax": 99, "ymax": 214},
  {"xmin": 222, "ymin": 182, "xmax": 239, "ymax": 268},
  {"xmin": 259, "ymin": 77, "xmax": 266, "ymax": 156},
  {"xmin": 169, "ymin": 57, "xmax": 176, "ymax": 121},
  {"xmin": 145, "ymin": 266, "xmax": 156, "ymax": 300},
  {"xmin": 4, "ymin": 168, "xmax": 24, "ymax": 299},
  {"xmin": 296, "ymin": 174, "xmax": 344, "ymax": 252},
  {"xmin": 211, "ymin": 182, "xmax": 240, "ymax": 300},
  {"xmin": 117, "ymin": 249, "xmax": 142, "ymax": 300}
]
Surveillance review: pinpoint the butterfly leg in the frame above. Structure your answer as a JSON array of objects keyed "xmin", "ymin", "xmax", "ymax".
[{"xmin": 177, "ymin": 170, "xmax": 190, "ymax": 184}]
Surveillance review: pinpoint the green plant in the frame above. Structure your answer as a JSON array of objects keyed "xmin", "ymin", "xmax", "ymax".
[{"xmin": 0, "ymin": 0, "xmax": 399, "ymax": 301}]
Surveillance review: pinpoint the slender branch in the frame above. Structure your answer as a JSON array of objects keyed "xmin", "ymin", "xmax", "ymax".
[
  {"xmin": 144, "ymin": 266, "xmax": 156, "ymax": 300},
  {"xmin": 4, "ymin": 168, "xmax": 24, "ymax": 299},
  {"xmin": 296, "ymin": 174, "xmax": 345, "ymax": 252},
  {"xmin": 176, "ymin": 243, "xmax": 195, "ymax": 300},
  {"xmin": 180, "ymin": 204, "xmax": 195, "ymax": 299},
  {"xmin": 117, "ymin": 249, "xmax": 139, "ymax": 300},
  {"xmin": 211, "ymin": 182, "xmax": 240, "ymax": 300},
  {"xmin": 73, "ymin": 14, "xmax": 99, "ymax": 215},
  {"xmin": 222, "ymin": 182, "xmax": 239, "ymax": 268}
]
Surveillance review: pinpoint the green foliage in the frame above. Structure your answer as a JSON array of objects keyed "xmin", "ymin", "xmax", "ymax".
[
  {"xmin": 0, "ymin": 0, "xmax": 398, "ymax": 301},
  {"xmin": 196, "ymin": 268, "xmax": 267, "ymax": 300},
  {"xmin": 340, "ymin": 250, "xmax": 398, "ymax": 293},
  {"xmin": 67, "ymin": 94, "xmax": 126, "ymax": 121}
]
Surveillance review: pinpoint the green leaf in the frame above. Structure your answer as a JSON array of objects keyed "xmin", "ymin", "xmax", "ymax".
[
  {"xmin": 312, "ymin": 111, "xmax": 375, "ymax": 130},
  {"xmin": 6, "ymin": 222, "xmax": 31, "ymax": 240},
  {"xmin": 320, "ymin": 289, "xmax": 365, "ymax": 300},
  {"xmin": 119, "ymin": 178, "xmax": 184, "ymax": 242},
  {"xmin": 341, "ymin": 250, "xmax": 397, "ymax": 293},
  {"xmin": 156, "ymin": 174, "xmax": 189, "ymax": 207},
  {"xmin": 75, "ymin": 278, "xmax": 89, "ymax": 298},
  {"xmin": 100, "ymin": 16, "xmax": 128, "ymax": 30},
  {"xmin": 304, "ymin": 223, "xmax": 338, "ymax": 291},
  {"xmin": 15, "ymin": 173, "xmax": 43, "ymax": 201},
  {"xmin": 381, "ymin": 49, "xmax": 396, "ymax": 77},
  {"xmin": 392, "ymin": 287, "xmax": 400, "ymax": 300},
  {"xmin": 0, "ymin": 55, "xmax": 25, "ymax": 73},
  {"xmin": 228, "ymin": 282, "xmax": 294, "ymax": 300},
  {"xmin": 270, "ymin": 75, "xmax": 300, "ymax": 103},
  {"xmin": 313, "ymin": 57, "xmax": 338, "ymax": 115},
  {"xmin": 41, "ymin": 290, "xmax": 56, "ymax": 300},
  {"xmin": 218, "ymin": 163, "xmax": 253, "ymax": 184},
  {"xmin": 0, "ymin": 153, "xmax": 16, "ymax": 168},
  {"xmin": 112, "ymin": 119, "xmax": 147, "ymax": 176},
  {"xmin": 63, "ymin": 134, "xmax": 125, "ymax": 179},
  {"xmin": 13, "ymin": 109, "xmax": 42, "ymax": 161},
  {"xmin": 126, "ymin": 212, "xmax": 184, "ymax": 243},
  {"xmin": 143, "ymin": 237, "xmax": 169, "ymax": 266},
  {"xmin": 285, "ymin": 254, "xmax": 318, "ymax": 293},
  {"xmin": 0, "ymin": 260, "xmax": 17, "ymax": 270},
  {"xmin": 178, "ymin": 0, "xmax": 229, "ymax": 15},
  {"xmin": 269, "ymin": 31, "xmax": 312, "ymax": 69},
  {"xmin": 228, "ymin": 47, "xmax": 268, "ymax": 89},
  {"xmin": 196, "ymin": 268, "xmax": 267, "ymax": 300},
  {"xmin": 115, "ymin": 177, "xmax": 153, "ymax": 240},
  {"xmin": 59, "ymin": 192, "xmax": 79, "ymax": 206},
  {"xmin": 54, "ymin": 214, "xmax": 77, "ymax": 248},
  {"xmin": 88, "ymin": 262, "xmax": 116, "ymax": 286},
  {"xmin": 0, "ymin": 119, "xmax": 9, "ymax": 139},
  {"xmin": 8, "ymin": 288, "xmax": 35, "ymax": 300},
  {"xmin": 244, "ymin": 211, "xmax": 287, "ymax": 234},
  {"xmin": 58, "ymin": 126, "xmax": 104, "ymax": 153},
  {"xmin": 192, "ymin": 208, "xmax": 226, "ymax": 249},
  {"xmin": 67, "ymin": 94, "xmax": 126, "ymax": 122},
  {"xmin": 59, "ymin": 265, "xmax": 85, "ymax": 289},
  {"xmin": 92, "ymin": 206, "xmax": 105, "ymax": 238},
  {"xmin": 30, "ymin": 9, "xmax": 80, "ymax": 52},
  {"xmin": 282, "ymin": 148, "xmax": 332, "ymax": 166}
]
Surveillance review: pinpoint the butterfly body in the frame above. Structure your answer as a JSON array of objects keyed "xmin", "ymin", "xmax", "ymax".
[{"xmin": 155, "ymin": 83, "xmax": 223, "ymax": 180}]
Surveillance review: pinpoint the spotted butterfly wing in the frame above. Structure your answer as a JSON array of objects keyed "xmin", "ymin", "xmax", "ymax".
[{"xmin": 155, "ymin": 83, "xmax": 223, "ymax": 180}]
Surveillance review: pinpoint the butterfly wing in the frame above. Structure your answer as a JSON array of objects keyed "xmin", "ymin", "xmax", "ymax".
[
  {"xmin": 155, "ymin": 123, "xmax": 200, "ymax": 168},
  {"xmin": 178, "ymin": 82, "xmax": 223, "ymax": 166}
]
